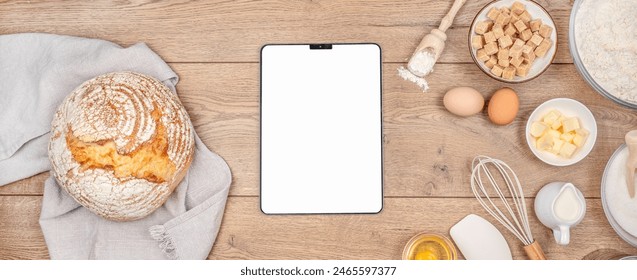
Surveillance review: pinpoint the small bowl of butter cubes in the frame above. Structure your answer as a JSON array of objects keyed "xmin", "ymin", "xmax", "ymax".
[
  {"xmin": 469, "ymin": 0, "xmax": 557, "ymax": 83},
  {"xmin": 526, "ymin": 98, "xmax": 597, "ymax": 166}
]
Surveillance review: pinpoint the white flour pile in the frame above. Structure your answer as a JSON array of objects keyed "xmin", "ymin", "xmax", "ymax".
[
  {"xmin": 575, "ymin": 0, "xmax": 637, "ymax": 103},
  {"xmin": 398, "ymin": 50, "xmax": 436, "ymax": 92}
]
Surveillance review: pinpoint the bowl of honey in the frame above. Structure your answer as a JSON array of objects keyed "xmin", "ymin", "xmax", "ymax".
[{"xmin": 402, "ymin": 233, "xmax": 457, "ymax": 260}]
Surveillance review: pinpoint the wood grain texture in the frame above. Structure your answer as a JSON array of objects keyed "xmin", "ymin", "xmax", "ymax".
[
  {"xmin": 3, "ymin": 63, "xmax": 636, "ymax": 198},
  {"xmin": 0, "ymin": 0, "xmax": 574, "ymax": 63},
  {"xmin": 1, "ymin": 196, "xmax": 636, "ymax": 260}
]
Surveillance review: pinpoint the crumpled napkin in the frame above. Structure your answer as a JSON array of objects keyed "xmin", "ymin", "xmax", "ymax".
[{"xmin": 0, "ymin": 33, "xmax": 231, "ymax": 259}]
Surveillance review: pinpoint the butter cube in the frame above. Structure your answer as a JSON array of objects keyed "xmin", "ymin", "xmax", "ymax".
[
  {"xmin": 573, "ymin": 134, "xmax": 586, "ymax": 148},
  {"xmin": 530, "ymin": 122, "xmax": 548, "ymax": 138},
  {"xmin": 575, "ymin": 128, "xmax": 589, "ymax": 137},
  {"xmin": 560, "ymin": 132, "xmax": 575, "ymax": 142},
  {"xmin": 539, "ymin": 24, "xmax": 553, "ymax": 38},
  {"xmin": 502, "ymin": 66, "xmax": 516, "ymax": 80},
  {"xmin": 548, "ymin": 129, "xmax": 561, "ymax": 139},
  {"xmin": 491, "ymin": 65, "xmax": 504, "ymax": 77},
  {"xmin": 530, "ymin": 19, "xmax": 542, "ymax": 32},
  {"xmin": 513, "ymin": 20, "xmax": 528, "ymax": 32},
  {"xmin": 537, "ymin": 134, "xmax": 553, "ymax": 151},
  {"xmin": 562, "ymin": 117, "xmax": 580, "ymax": 133},
  {"xmin": 472, "ymin": 35, "xmax": 485, "ymax": 49},
  {"xmin": 511, "ymin": 1, "xmax": 525, "ymax": 15},
  {"xmin": 551, "ymin": 118, "xmax": 562, "ymax": 130},
  {"xmin": 543, "ymin": 110, "xmax": 561, "ymax": 126},
  {"xmin": 559, "ymin": 142, "xmax": 578, "ymax": 158},
  {"xmin": 552, "ymin": 139, "xmax": 565, "ymax": 154},
  {"xmin": 498, "ymin": 35, "xmax": 513, "ymax": 48},
  {"xmin": 492, "ymin": 25, "xmax": 505, "ymax": 39},
  {"xmin": 484, "ymin": 31, "xmax": 497, "ymax": 43},
  {"xmin": 487, "ymin": 8, "xmax": 501, "ymax": 21}
]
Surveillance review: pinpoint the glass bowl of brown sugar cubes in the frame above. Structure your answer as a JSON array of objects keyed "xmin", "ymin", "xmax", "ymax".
[{"xmin": 469, "ymin": 0, "xmax": 557, "ymax": 83}]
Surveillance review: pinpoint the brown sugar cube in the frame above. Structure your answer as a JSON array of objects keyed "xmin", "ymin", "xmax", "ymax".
[
  {"xmin": 484, "ymin": 42, "xmax": 499, "ymax": 55},
  {"xmin": 492, "ymin": 25, "xmax": 505, "ymax": 39},
  {"xmin": 485, "ymin": 55, "xmax": 498, "ymax": 68},
  {"xmin": 516, "ymin": 63, "xmax": 531, "ymax": 77},
  {"xmin": 497, "ymin": 48, "xmax": 509, "ymax": 61},
  {"xmin": 510, "ymin": 55, "xmax": 524, "ymax": 68},
  {"xmin": 529, "ymin": 19, "xmax": 542, "ymax": 32},
  {"xmin": 513, "ymin": 20, "xmax": 528, "ymax": 32},
  {"xmin": 502, "ymin": 66, "xmax": 516, "ymax": 80},
  {"xmin": 522, "ymin": 44, "xmax": 535, "ymax": 57},
  {"xmin": 487, "ymin": 8, "xmax": 501, "ymax": 20},
  {"xmin": 484, "ymin": 31, "xmax": 497, "ymax": 43},
  {"xmin": 509, "ymin": 44, "xmax": 523, "ymax": 58},
  {"xmin": 519, "ymin": 29, "xmax": 533, "ymax": 41},
  {"xmin": 511, "ymin": 1, "xmax": 526, "ymax": 15},
  {"xmin": 472, "ymin": 35, "xmax": 485, "ymax": 49},
  {"xmin": 504, "ymin": 24, "xmax": 517, "ymax": 36},
  {"xmin": 514, "ymin": 39, "xmax": 525, "ymax": 47},
  {"xmin": 534, "ymin": 38, "xmax": 552, "ymax": 57},
  {"xmin": 524, "ymin": 53, "xmax": 536, "ymax": 64},
  {"xmin": 519, "ymin": 10, "xmax": 532, "ymax": 22},
  {"xmin": 491, "ymin": 65, "xmax": 504, "ymax": 77},
  {"xmin": 539, "ymin": 24, "xmax": 553, "ymax": 38},
  {"xmin": 510, "ymin": 12, "xmax": 520, "ymax": 23},
  {"xmin": 498, "ymin": 58, "xmax": 510, "ymax": 67},
  {"xmin": 476, "ymin": 49, "xmax": 490, "ymax": 61},
  {"xmin": 475, "ymin": 20, "xmax": 492, "ymax": 35},
  {"xmin": 500, "ymin": 7, "xmax": 511, "ymax": 15},
  {"xmin": 498, "ymin": 35, "xmax": 513, "ymax": 48},
  {"xmin": 530, "ymin": 33, "xmax": 544, "ymax": 46},
  {"xmin": 495, "ymin": 13, "xmax": 511, "ymax": 26},
  {"xmin": 525, "ymin": 39, "xmax": 537, "ymax": 48}
]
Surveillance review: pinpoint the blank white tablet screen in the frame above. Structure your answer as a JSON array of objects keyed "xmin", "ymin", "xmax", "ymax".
[{"xmin": 260, "ymin": 44, "xmax": 383, "ymax": 214}]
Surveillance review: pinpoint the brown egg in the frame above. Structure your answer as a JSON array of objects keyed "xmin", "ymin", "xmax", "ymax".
[
  {"xmin": 488, "ymin": 88, "xmax": 519, "ymax": 125},
  {"xmin": 443, "ymin": 87, "xmax": 485, "ymax": 117}
]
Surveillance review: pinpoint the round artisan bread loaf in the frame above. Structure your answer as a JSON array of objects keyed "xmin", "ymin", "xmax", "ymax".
[{"xmin": 49, "ymin": 72, "xmax": 195, "ymax": 221}]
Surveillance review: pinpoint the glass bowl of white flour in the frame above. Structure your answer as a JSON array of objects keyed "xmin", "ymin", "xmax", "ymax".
[{"xmin": 570, "ymin": 0, "xmax": 637, "ymax": 109}]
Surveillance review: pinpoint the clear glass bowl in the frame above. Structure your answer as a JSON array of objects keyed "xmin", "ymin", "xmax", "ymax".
[{"xmin": 569, "ymin": 0, "xmax": 637, "ymax": 109}]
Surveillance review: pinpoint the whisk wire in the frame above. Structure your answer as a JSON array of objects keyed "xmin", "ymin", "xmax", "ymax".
[{"xmin": 470, "ymin": 156, "xmax": 534, "ymax": 246}]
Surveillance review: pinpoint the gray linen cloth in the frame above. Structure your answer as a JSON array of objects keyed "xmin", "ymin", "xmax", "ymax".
[{"xmin": 0, "ymin": 33, "xmax": 231, "ymax": 259}]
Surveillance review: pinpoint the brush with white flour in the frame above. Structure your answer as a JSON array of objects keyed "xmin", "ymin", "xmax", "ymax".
[{"xmin": 398, "ymin": 0, "xmax": 466, "ymax": 92}]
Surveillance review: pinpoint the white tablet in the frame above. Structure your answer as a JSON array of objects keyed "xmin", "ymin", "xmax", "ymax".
[{"xmin": 260, "ymin": 43, "xmax": 383, "ymax": 214}]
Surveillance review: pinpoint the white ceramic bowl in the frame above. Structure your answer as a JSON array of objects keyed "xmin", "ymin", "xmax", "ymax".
[
  {"xmin": 469, "ymin": 0, "xmax": 557, "ymax": 83},
  {"xmin": 601, "ymin": 145, "xmax": 637, "ymax": 247},
  {"xmin": 525, "ymin": 98, "xmax": 597, "ymax": 166}
]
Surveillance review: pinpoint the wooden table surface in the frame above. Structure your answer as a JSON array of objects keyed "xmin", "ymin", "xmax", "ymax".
[{"xmin": 2, "ymin": 0, "xmax": 637, "ymax": 260}]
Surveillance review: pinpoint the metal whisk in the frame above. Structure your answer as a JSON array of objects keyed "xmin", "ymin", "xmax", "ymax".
[{"xmin": 470, "ymin": 155, "xmax": 547, "ymax": 260}]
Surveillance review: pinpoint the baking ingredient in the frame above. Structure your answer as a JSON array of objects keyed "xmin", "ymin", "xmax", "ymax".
[
  {"xmin": 472, "ymin": 1, "xmax": 553, "ymax": 80},
  {"xmin": 530, "ymin": 109, "xmax": 589, "ymax": 158},
  {"xmin": 554, "ymin": 186, "xmax": 582, "ymax": 222},
  {"xmin": 470, "ymin": 156, "xmax": 547, "ymax": 260},
  {"xmin": 487, "ymin": 87, "xmax": 519, "ymax": 125},
  {"xmin": 443, "ymin": 87, "xmax": 484, "ymax": 117},
  {"xmin": 624, "ymin": 130, "xmax": 637, "ymax": 198},
  {"xmin": 575, "ymin": 0, "xmax": 637, "ymax": 103},
  {"xmin": 449, "ymin": 214, "xmax": 512, "ymax": 260},
  {"xmin": 601, "ymin": 147, "xmax": 637, "ymax": 242},
  {"xmin": 399, "ymin": 0, "xmax": 466, "ymax": 92},
  {"xmin": 403, "ymin": 233, "xmax": 457, "ymax": 260},
  {"xmin": 49, "ymin": 72, "xmax": 195, "ymax": 222}
]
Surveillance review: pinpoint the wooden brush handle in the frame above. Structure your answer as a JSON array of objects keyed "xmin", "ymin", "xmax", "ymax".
[
  {"xmin": 523, "ymin": 241, "xmax": 547, "ymax": 260},
  {"xmin": 438, "ymin": 0, "xmax": 467, "ymax": 32}
]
